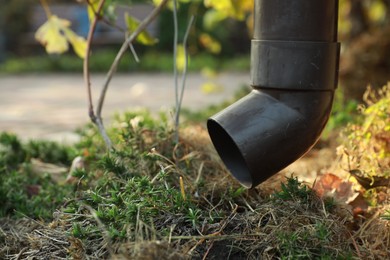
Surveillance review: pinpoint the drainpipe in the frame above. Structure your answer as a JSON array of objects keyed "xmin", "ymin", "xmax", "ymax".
[{"xmin": 207, "ymin": 0, "xmax": 340, "ymax": 188}]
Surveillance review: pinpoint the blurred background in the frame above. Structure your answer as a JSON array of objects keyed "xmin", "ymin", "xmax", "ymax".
[
  {"xmin": 1, "ymin": 0, "xmax": 389, "ymax": 98},
  {"xmin": 0, "ymin": 0, "xmax": 251, "ymax": 72},
  {"xmin": 0, "ymin": 0, "xmax": 389, "ymax": 140}
]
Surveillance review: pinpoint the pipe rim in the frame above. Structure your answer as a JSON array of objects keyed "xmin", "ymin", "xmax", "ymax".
[{"xmin": 207, "ymin": 118, "xmax": 253, "ymax": 188}]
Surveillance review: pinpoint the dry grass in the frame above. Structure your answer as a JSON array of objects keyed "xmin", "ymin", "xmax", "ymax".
[
  {"xmin": 1, "ymin": 185, "xmax": 378, "ymax": 259},
  {"xmin": 1, "ymin": 93, "xmax": 389, "ymax": 259}
]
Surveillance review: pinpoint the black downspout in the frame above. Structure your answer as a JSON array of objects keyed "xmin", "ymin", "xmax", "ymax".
[{"xmin": 207, "ymin": 0, "xmax": 340, "ymax": 188}]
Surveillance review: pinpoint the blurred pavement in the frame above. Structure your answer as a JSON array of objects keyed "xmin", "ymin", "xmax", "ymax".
[{"xmin": 0, "ymin": 72, "xmax": 249, "ymax": 143}]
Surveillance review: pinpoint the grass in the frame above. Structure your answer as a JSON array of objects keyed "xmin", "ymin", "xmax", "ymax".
[
  {"xmin": 0, "ymin": 110, "xmax": 380, "ymax": 259},
  {"xmin": 0, "ymin": 49, "xmax": 250, "ymax": 74},
  {"xmin": 0, "ymin": 86, "xmax": 389, "ymax": 258}
]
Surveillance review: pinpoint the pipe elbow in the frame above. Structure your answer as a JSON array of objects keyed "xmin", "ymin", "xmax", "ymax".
[{"xmin": 207, "ymin": 89, "xmax": 334, "ymax": 188}]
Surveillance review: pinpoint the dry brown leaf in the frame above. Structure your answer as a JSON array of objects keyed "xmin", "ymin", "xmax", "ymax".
[{"xmin": 313, "ymin": 173, "xmax": 359, "ymax": 204}]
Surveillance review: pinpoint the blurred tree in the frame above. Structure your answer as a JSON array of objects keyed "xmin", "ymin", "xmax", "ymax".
[
  {"xmin": 11, "ymin": 0, "xmax": 390, "ymax": 102},
  {"xmin": 156, "ymin": 0, "xmax": 251, "ymax": 56},
  {"xmin": 339, "ymin": 0, "xmax": 390, "ymax": 100},
  {"xmin": 0, "ymin": 0, "xmax": 33, "ymax": 56}
]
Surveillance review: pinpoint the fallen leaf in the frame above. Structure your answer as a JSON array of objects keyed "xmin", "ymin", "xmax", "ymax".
[
  {"xmin": 66, "ymin": 156, "xmax": 85, "ymax": 184},
  {"xmin": 30, "ymin": 158, "xmax": 68, "ymax": 183},
  {"xmin": 31, "ymin": 158, "xmax": 68, "ymax": 175},
  {"xmin": 348, "ymin": 193, "xmax": 369, "ymax": 217},
  {"xmin": 313, "ymin": 173, "xmax": 370, "ymax": 217},
  {"xmin": 313, "ymin": 173, "xmax": 359, "ymax": 204}
]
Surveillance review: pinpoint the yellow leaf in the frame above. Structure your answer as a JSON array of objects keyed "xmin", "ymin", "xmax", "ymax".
[
  {"xmin": 125, "ymin": 13, "xmax": 158, "ymax": 46},
  {"xmin": 152, "ymin": 0, "xmax": 191, "ymax": 10},
  {"xmin": 35, "ymin": 15, "xmax": 69, "ymax": 54},
  {"xmin": 199, "ymin": 33, "xmax": 221, "ymax": 54},
  {"xmin": 152, "ymin": 0, "xmax": 164, "ymax": 5},
  {"xmin": 176, "ymin": 44, "xmax": 189, "ymax": 72},
  {"xmin": 153, "ymin": 0, "xmax": 174, "ymax": 10},
  {"xmin": 246, "ymin": 12, "xmax": 254, "ymax": 37},
  {"xmin": 204, "ymin": 0, "xmax": 251, "ymax": 20},
  {"xmin": 203, "ymin": 10, "xmax": 228, "ymax": 30},
  {"xmin": 87, "ymin": 0, "xmax": 102, "ymax": 22},
  {"xmin": 63, "ymin": 29, "xmax": 87, "ymax": 59},
  {"xmin": 35, "ymin": 15, "xmax": 87, "ymax": 59},
  {"xmin": 368, "ymin": 1, "xmax": 386, "ymax": 23},
  {"xmin": 235, "ymin": 0, "xmax": 253, "ymax": 13},
  {"xmin": 204, "ymin": 0, "xmax": 231, "ymax": 10}
]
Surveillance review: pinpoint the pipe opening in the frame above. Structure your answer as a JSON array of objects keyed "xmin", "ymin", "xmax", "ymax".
[{"xmin": 207, "ymin": 119, "xmax": 252, "ymax": 188}]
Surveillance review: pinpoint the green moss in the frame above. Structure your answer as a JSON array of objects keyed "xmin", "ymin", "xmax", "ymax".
[
  {"xmin": 0, "ymin": 133, "xmax": 76, "ymax": 219},
  {"xmin": 0, "ymin": 110, "xmax": 361, "ymax": 258}
]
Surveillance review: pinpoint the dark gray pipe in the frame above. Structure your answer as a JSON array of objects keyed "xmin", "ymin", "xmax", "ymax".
[{"xmin": 207, "ymin": 0, "xmax": 340, "ymax": 188}]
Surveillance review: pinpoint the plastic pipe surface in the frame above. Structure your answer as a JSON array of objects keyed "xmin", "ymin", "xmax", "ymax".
[{"xmin": 207, "ymin": 0, "xmax": 340, "ymax": 188}]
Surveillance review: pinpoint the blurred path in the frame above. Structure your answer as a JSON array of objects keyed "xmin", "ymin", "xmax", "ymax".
[{"xmin": 0, "ymin": 73, "xmax": 249, "ymax": 142}]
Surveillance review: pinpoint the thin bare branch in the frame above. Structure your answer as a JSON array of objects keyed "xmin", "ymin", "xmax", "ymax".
[
  {"xmin": 95, "ymin": 117, "xmax": 113, "ymax": 149},
  {"xmin": 39, "ymin": 0, "xmax": 52, "ymax": 18},
  {"xmin": 174, "ymin": 15, "xmax": 195, "ymax": 143},
  {"xmin": 96, "ymin": 0, "xmax": 169, "ymax": 118},
  {"xmin": 87, "ymin": 0, "xmax": 140, "ymax": 62},
  {"xmin": 83, "ymin": 0, "xmax": 114, "ymax": 149},
  {"xmin": 84, "ymin": 0, "xmax": 105, "ymax": 123},
  {"xmin": 126, "ymin": 33, "xmax": 140, "ymax": 63},
  {"xmin": 173, "ymin": 0, "xmax": 179, "ymax": 108},
  {"xmin": 83, "ymin": 0, "xmax": 168, "ymax": 150}
]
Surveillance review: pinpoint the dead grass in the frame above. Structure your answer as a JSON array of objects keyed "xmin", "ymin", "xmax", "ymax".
[
  {"xmin": 0, "ymin": 186, "xmax": 365, "ymax": 259},
  {"xmin": 352, "ymin": 207, "xmax": 390, "ymax": 259},
  {"xmin": 1, "ymin": 91, "xmax": 389, "ymax": 259}
]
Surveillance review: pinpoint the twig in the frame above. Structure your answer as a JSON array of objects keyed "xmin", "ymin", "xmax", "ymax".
[
  {"xmin": 34, "ymin": 229, "xmax": 70, "ymax": 245},
  {"xmin": 172, "ymin": 1, "xmax": 196, "ymax": 144},
  {"xmin": 174, "ymin": 15, "xmax": 195, "ymax": 143},
  {"xmin": 83, "ymin": 0, "xmax": 114, "ymax": 148},
  {"xmin": 126, "ymin": 37, "xmax": 140, "ymax": 63},
  {"xmin": 87, "ymin": 0, "xmax": 140, "ymax": 62},
  {"xmin": 202, "ymin": 241, "xmax": 215, "ymax": 260},
  {"xmin": 96, "ymin": 0, "xmax": 169, "ymax": 118},
  {"xmin": 15, "ymin": 247, "xmax": 28, "ymax": 260},
  {"xmin": 91, "ymin": 0, "xmax": 168, "ymax": 149},
  {"xmin": 84, "ymin": 0, "xmax": 167, "ymax": 149},
  {"xmin": 94, "ymin": 117, "xmax": 113, "ymax": 149},
  {"xmin": 173, "ymin": 0, "xmax": 179, "ymax": 110},
  {"xmin": 177, "ymin": 16, "xmax": 195, "ymax": 112},
  {"xmin": 39, "ymin": 0, "xmax": 52, "ymax": 18},
  {"xmin": 84, "ymin": 0, "xmax": 105, "ymax": 123},
  {"xmin": 347, "ymin": 229, "xmax": 362, "ymax": 259}
]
